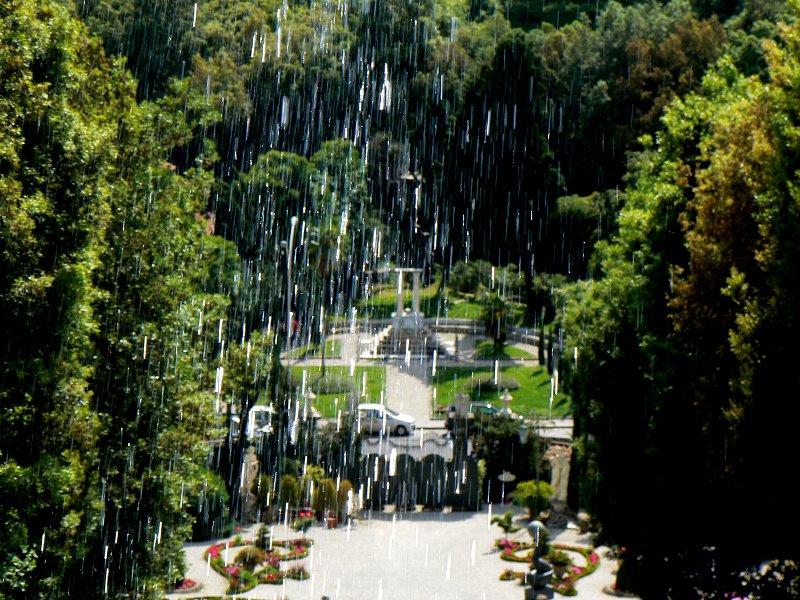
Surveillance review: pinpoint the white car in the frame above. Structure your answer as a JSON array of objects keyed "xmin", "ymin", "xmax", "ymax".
[{"xmin": 357, "ymin": 403, "xmax": 416, "ymax": 436}]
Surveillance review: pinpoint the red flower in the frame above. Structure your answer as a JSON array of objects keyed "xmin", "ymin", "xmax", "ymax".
[{"xmin": 174, "ymin": 578, "xmax": 196, "ymax": 590}]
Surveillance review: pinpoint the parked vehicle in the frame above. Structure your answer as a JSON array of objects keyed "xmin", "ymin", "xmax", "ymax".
[
  {"xmin": 446, "ymin": 400, "xmax": 511, "ymax": 432},
  {"xmin": 357, "ymin": 403, "xmax": 416, "ymax": 436}
]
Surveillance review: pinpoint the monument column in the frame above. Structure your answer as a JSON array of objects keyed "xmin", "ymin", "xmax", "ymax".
[
  {"xmin": 395, "ymin": 270, "xmax": 404, "ymax": 315},
  {"xmin": 412, "ymin": 271, "xmax": 421, "ymax": 314}
]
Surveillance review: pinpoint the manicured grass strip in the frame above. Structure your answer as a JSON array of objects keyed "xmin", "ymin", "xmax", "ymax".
[
  {"xmin": 431, "ymin": 365, "xmax": 569, "ymax": 418},
  {"xmin": 474, "ymin": 340, "xmax": 533, "ymax": 360},
  {"xmin": 289, "ymin": 365, "xmax": 386, "ymax": 418}
]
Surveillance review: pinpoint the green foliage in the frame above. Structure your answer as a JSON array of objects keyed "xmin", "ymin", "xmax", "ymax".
[
  {"xmin": 447, "ymin": 260, "xmax": 493, "ymax": 294},
  {"xmin": 0, "ymin": 0, "xmax": 786, "ymax": 596},
  {"xmin": 1, "ymin": 2, "xmax": 243, "ymax": 594},
  {"xmin": 312, "ymin": 478, "xmax": 338, "ymax": 516},
  {"xmin": 510, "ymin": 481, "xmax": 555, "ymax": 520},
  {"xmin": 432, "ymin": 366, "xmax": 565, "ymax": 417},
  {"xmin": 476, "ymin": 414, "xmax": 546, "ymax": 501},
  {"xmin": 290, "ymin": 513, "xmax": 314, "ymax": 538},
  {"xmin": 482, "ymin": 291, "xmax": 510, "ymax": 348},
  {"xmin": 550, "ymin": 549, "xmax": 572, "ymax": 567},
  {"xmin": 491, "ymin": 510, "xmax": 521, "ymax": 540},
  {"xmin": 336, "ymin": 479, "xmax": 354, "ymax": 515},
  {"xmin": 235, "ymin": 547, "xmax": 266, "ymax": 571},
  {"xmin": 560, "ymin": 6, "xmax": 800, "ymax": 595},
  {"xmin": 278, "ymin": 474, "xmax": 301, "ymax": 507}
]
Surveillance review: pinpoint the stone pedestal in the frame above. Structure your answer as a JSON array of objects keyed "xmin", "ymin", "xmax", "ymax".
[
  {"xmin": 393, "ymin": 268, "xmax": 424, "ymax": 330},
  {"xmin": 524, "ymin": 558, "xmax": 554, "ymax": 599},
  {"xmin": 546, "ymin": 497, "xmax": 574, "ymax": 529}
]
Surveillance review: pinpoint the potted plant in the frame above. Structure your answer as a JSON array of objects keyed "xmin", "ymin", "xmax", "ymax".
[
  {"xmin": 550, "ymin": 549, "xmax": 571, "ymax": 579},
  {"xmin": 291, "ymin": 509, "xmax": 314, "ymax": 539}
]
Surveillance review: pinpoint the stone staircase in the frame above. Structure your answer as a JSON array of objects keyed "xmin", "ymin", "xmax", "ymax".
[{"xmin": 377, "ymin": 325, "xmax": 452, "ymax": 358}]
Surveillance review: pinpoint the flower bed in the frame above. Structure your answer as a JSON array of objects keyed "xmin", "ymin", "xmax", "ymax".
[
  {"xmin": 496, "ymin": 540, "xmax": 601, "ymax": 596},
  {"xmin": 202, "ymin": 535, "xmax": 315, "ymax": 592},
  {"xmin": 168, "ymin": 578, "xmax": 201, "ymax": 594}
]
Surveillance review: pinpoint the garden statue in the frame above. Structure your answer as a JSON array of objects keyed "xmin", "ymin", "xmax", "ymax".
[
  {"xmin": 544, "ymin": 444, "xmax": 574, "ymax": 528},
  {"xmin": 547, "ymin": 444, "xmax": 571, "ymax": 502},
  {"xmin": 524, "ymin": 520, "xmax": 554, "ymax": 599},
  {"xmin": 240, "ymin": 446, "xmax": 260, "ymax": 522}
]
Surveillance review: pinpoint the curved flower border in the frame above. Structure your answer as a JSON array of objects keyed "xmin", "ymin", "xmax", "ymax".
[
  {"xmin": 203, "ymin": 536, "xmax": 314, "ymax": 594},
  {"xmin": 496, "ymin": 540, "xmax": 600, "ymax": 596}
]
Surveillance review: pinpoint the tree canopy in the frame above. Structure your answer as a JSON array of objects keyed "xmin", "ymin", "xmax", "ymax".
[{"xmin": 2, "ymin": 0, "xmax": 798, "ymax": 597}]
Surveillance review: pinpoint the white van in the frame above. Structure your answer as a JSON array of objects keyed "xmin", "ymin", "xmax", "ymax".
[{"xmin": 357, "ymin": 403, "xmax": 416, "ymax": 436}]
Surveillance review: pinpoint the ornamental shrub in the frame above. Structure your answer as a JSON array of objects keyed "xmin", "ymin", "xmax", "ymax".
[
  {"xmin": 313, "ymin": 478, "xmax": 337, "ymax": 516},
  {"xmin": 550, "ymin": 549, "xmax": 571, "ymax": 567},
  {"xmin": 235, "ymin": 547, "xmax": 265, "ymax": 571},
  {"xmin": 278, "ymin": 474, "xmax": 300, "ymax": 507},
  {"xmin": 254, "ymin": 524, "xmax": 272, "ymax": 550},
  {"xmin": 510, "ymin": 480, "xmax": 554, "ymax": 519}
]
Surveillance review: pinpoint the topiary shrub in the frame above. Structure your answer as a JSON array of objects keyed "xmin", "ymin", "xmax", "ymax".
[
  {"xmin": 254, "ymin": 524, "xmax": 271, "ymax": 550},
  {"xmin": 235, "ymin": 547, "xmax": 266, "ymax": 571},
  {"xmin": 278, "ymin": 474, "xmax": 300, "ymax": 507},
  {"xmin": 510, "ymin": 480, "xmax": 555, "ymax": 520},
  {"xmin": 313, "ymin": 478, "xmax": 337, "ymax": 518}
]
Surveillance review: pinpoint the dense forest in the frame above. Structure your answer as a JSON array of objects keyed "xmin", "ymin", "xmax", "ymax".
[{"xmin": 1, "ymin": 0, "xmax": 798, "ymax": 597}]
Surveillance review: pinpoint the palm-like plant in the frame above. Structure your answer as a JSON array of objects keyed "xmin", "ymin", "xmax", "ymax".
[
  {"xmin": 491, "ymin": 510, "xmax": 521, "ymax": 540},
  {"xmin": 307, "ymin": 225, "xmax": 342, "ymax": 381},
  {"xmin": 481, "ymin": 291, "xmax": 510, "ymax": 352}
]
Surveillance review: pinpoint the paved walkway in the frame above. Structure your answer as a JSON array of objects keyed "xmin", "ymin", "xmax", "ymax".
[
  {"xmin": 384, "ymin": 360, "xmax": 437, "ymax": 427},
  {"xmin": 167, "ymin": 507, "xmax": 634, "ymax": 600}
]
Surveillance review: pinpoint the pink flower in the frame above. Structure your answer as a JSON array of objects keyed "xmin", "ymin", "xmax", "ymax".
[{"xmin": 589, "ymin": 553, "xmax": 599, "ymax": 564}]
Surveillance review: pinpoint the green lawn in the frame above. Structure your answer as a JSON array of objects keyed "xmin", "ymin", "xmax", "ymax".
[
  {"xmin": 439, "ymin": 295, "xmax": 485, "ymax": 319},
  {"xmin": 288, "ymin": 365, "xmax": 386, "ymax": 418},
  {"xmin": 431, "ymin": 365, "xmax": 569, "ymax": 418},
  {"xmin": 438, "ymin": 290, "xmax": 529, "ymax": 325},
  {"xmin": 356, "ymin": 272, "xmax": 443, "ymax": 320},
  {"xmin": 473, "ymin": 340, "xmax": 533, "ymax": 360}
]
